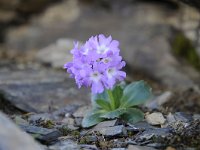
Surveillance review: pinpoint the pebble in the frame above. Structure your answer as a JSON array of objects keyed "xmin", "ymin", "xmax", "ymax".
[
  {"xmin": 145, "ymin": 112, "xmax": 166, "ymax": 125},
  {"xmin": 73, "ymin": 106, "xmax": 91, "ymax": 118}
]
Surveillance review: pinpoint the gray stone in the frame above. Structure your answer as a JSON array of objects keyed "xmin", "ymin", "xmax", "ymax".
[
  {"xmin": 137, "ymin": 127, "xmax": 173, "ymax": 141},
  {"xmin": 111, "ymin": 148, "xmax": 126, "ymax": 150},
  {"xmin": 36, "ymin": 38, "xmax": 82, "ymax": 68},
  {"xmin": 28, "ymin": 113, "xmax": 52, "ymax": 123},
  {"xmin": 92, "ymin": 125, "xmax": 126, "ymax": 137},
  {"xmin": 145, "ymin": 112, "xmax": 166, "ymax": 125},
  {"xmin": 146, "ymin": 143, "xmax": 164, "ymax": 149},
  {"xmin": 61, "ymin": 117, "xmax": 75, "ymax": 125},
  {"xmin": 166, "ymin": 113, "xmax": 176, "ymax": 124},
  {"xmin": 0, "ymin": 111, "xmax": 44, "ymax": 150},
  {"xmin": 127, "ymin": 121, "xmax": 155, "ymax": 131},
  {"xmin": 48, "ymin": 139, "xmax": 80, "ymax": 150},
  {"xmin": 93, "ymin": 119, "xmax": 118, "ymax": 129},
  {"xmin": 193, "ymin": 114, "xmax": 200, "ymax": 120},
  {"xmin": 82, "ymin": 136, "xmax": 98, "ymax": 143},
  {"xmin": 5, "ymin": 0, "xmax": 80, "ymax": 52},
  {"xmin": 73, "ymin": 106, "xmax": 91, "ymax": 118},
  {"xmin": 19, "ymin": 124, "xmax": 61, "ymax": 144},
  {"xmin": 0, "ymin": 69, "xmax": 90, "ymax": 113},
  {"xmin": 128, "ymin": 145, "xmax": 156, "ymax": 150},
  {"xmin": 174, "ymin": 112, "xmax": 193, "ymax": 122},
  {"xmin": 13, "ymin": 116, "xmax": 29, "ymax": 125},
  {"xmin": 145, "ymin": 91, "xmax": 173, "ymax": 110},
  {"xmin": 74, "ymin": 117, "xmax": 83, "ymax": 127},
  {"xmin": 4, "ymin": 1, "xmax": 200, "ymax": 90},
  {"xmin": 61, "ymin": 124, "xmax": 79, "ymax": 131},
  {"xmin": 79, "ymin": 144, "xmax": 98, "ymax": 150},
  {"xmin": 52, "ymin": 104, "xmax": 79, "ymax": 119}
]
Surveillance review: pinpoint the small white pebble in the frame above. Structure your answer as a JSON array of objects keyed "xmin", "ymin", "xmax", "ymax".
[{"xmin": 145, "ymin": 112, "xmax": 166, "ymax": 125}]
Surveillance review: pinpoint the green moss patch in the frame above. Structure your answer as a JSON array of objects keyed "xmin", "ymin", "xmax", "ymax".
[{"xmin": 171, "ymin": 33, "xmax": 200, "ymax": 70}]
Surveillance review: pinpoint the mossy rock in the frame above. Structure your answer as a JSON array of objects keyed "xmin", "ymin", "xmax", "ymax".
[{"xmin": 171, "ymin": 33, "xmax": 200, "ymax": 70}]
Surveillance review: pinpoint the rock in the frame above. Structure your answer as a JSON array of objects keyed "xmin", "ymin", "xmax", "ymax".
[
  {"xmin": 28, "ymin": 113, "xmax": 52, "ymax": 123},
  {"xmin": 145, "ymin": 112, "xmax": 166, "ymax": 125},
  {"xmin": 13, "ymin": 116, "xmax": 29, "ymax": 125},
  {"xmin": 79, "ymin": 144, "xmax": 98, "ymax": 150},
  {"xmin": 136, "ymin": 127, "xmax": 173, "ymax": 141},
  {"xmin": 124, "ymin": 26, "xmax": 200, "ymax": 90},
  {"xmin": 92, "ymin": 125, "xmax": 126, "ymax": 137},
  {"xmin": 52, "ymin": 105, "xmax": 79, "ymax": 119},
  {"xmin": 5, "ymin": 0, "xmax": 80, "ymax": 52},
  {"xmin": 193, "ymin": 114, "xmax": 200, "ymax": 120},
  {"xmin": 36, "ymin": 38, "xmax": 82, "ymax": 68},
  {"xmin": 166, "ymin": 112, "xmax": 194, "ymax": 128},
  {"xmin": 111, "ymin": 148, "xmax": 126, "ymax": 150},
  {"xmin": 128, "ymin": 145, "xmax": 156, "ymax": 150},
  {"xmin": 146, "ymin": 143, "xmax": 164, "ymax": 149},
  {"xmin": 0, "ymin": 10, "xmax": 16, "ymax": 22},
  {"xmin": 19, "ymin": 124, "xmax": 61, "ymax": 144},
  {"xmin": 179, "ymin": 0, "xmax": 200, "ymax": 10},
  {"xmin": 73, "ymin": 106, "xmax": 91, "ymax": 118},
  {"xmin": 48, "ymin": 139, "xmax": 80, "ymax": 150},
  {"xmin": 74, "ymin": 117, "xmax": 83, "ymax": 127},
  {"xmin": 4, "ymin": 1, "xmax": 200, "ymax": 90},
  {"xmin": 127, "ymin": 121, "xmax": 155, "ymax": 132},
  {"xmin": 145, "ymin": 91, "xmax": 173, "ymax": 110},
  {"xmin": 174, "ymin": 112, "xmax": 193, "ymax": 122},
  {"xmin": 80, "ymin": 136, "xmax": 98, "ymax": 143},
  {"xmin": 166, "ymin": 113, "xmax": 176, "ymax": 124},
  {"xmin": 165, "ymin": 146, "xmax": 176, "ymax": 150},
  {"xmin": 0, "ymin": 69, "xmax": 90, "ymax": 113},
  {"xmin": 0, "ymin": 0, "xmax": 53, "ymax": 14},
  {"xmin": 0, "ymin": 111, "xmax": 44, "ymax": 150},
  {"xmin": 93, "ymin": 119, "xmax": 118, "ymax": 129},
  {"xmin": 66, "ymin": 124, "xmax": 79, "ymax": 131},
  {"xmin": 61, "ymin": 117, "xmax": 75, "ymax": 125}
]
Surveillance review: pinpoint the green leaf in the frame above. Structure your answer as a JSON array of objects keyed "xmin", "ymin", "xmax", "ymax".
[
  {"xmin": 100, "ymin": 108, "xmax": 127, "ymax": 119},
  {"xmin": 120, "ymin": 80, "xmax": 152, "ymax": 108},
  {"xmin": 121, "ymin": 108, "xmax": 144, "ymax": 124},
  {"xmin": 112, "ymin": 85, "xmax": 123, "ymax": 108},
  {"xmin": 96, "ymin": 99, "xmax": 112, "ymax": 111},
  {"xmin": 107, "ymin": 89, "xmax": 116, "ymax": 110},
  {"xmin": 91, "ymin": 90, "xmax": 109, "ymax": 107},
  {"xmin": 82, "ymin": 110, "xmax": 105, "ymax": 128}
]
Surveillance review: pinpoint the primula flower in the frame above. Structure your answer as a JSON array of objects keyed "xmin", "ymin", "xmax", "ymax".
[{"xmin": 64, "ymin": 34, "xmax": 126, "ymax": 93}]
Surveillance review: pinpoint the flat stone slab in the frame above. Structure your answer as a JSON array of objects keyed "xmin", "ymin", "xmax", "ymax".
[
  {"xmin": 0, "ymin": 111, "xmax": 44, "ymax": 150},
  {"xmin": 92, "ymin": 125, "xmax": 126, "ymax": 137},
  {"xmin": 48, "ymin": 139, "xmax": 80, "ymax": 150},
  {"xmin": 0, "ymin": 69, "xmax": 90, "ymax": 113},
  {"xmin": 19, "ymin": 124, "xmax": 61, "ymax": 144},
  {"xmin": 137, "ymin": 127, "xmax": 173, "ymax": 141}
]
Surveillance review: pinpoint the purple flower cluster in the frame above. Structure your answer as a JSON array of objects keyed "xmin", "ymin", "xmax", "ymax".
[{"xmin": 64, "ymin": 34, "xmax": 126, "ymax": 93}]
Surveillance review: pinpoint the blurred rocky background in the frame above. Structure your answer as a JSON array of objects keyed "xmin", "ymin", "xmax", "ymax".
[{"xmin": 0, "ymin": 0, "xmax": 200, "ymax": 149}]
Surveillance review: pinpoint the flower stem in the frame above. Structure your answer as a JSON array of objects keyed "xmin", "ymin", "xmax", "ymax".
[{"xmin": 107, "ymin": 89, "xmax": 115, "ymax": 110}]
